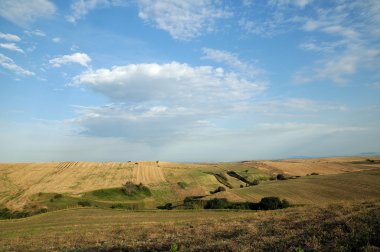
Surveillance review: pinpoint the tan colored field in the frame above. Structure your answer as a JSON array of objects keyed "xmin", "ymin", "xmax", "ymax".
[
  {"xmin": 0, "ymin": 156, "xmax": 379, "ymax": 210},
  {"xmin": 256, "ymin": 156, "xmax": 380, "ymax": 176},
  {"xmin": 1, "ymin": 200, "xmax": 379, "ymax": 251}
]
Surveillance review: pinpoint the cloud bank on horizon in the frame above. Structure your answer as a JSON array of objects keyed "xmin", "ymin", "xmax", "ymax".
[{"xmin": 0, "ymin": 0, "xmax": 379, "ymax": 162}]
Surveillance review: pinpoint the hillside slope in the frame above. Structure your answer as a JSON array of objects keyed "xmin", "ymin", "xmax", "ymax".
[{"xmin": 0, "ymin": 157, "xmax": 379, "ymax": 210}]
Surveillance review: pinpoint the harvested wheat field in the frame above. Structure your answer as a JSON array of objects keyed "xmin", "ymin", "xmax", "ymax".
[{"xmin": 0, "ymin": 156, "xmax": 379, "ymax": 211}]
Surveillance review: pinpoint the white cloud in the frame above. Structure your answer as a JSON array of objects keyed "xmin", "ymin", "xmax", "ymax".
[
  {"xmin": 251, "ymin": 98, "xmax": 348, "ymax": 113},
  {"xmin": 0, "ymin": 32, "xmax": 21, "ymax": 42},
  {"xmin": 0, "ymin": 53, "xmax": 34, "ymax": 76},
  {"xmin": 49, "ymin": 53, "xmax": 91, "ymax": 68},
  {"xmin": 238, "ymin": 9, "xmax": 297, "ymax": 37},
  {"xmin": 201, "ymin": 48, "xmax": 261, "ymax": 76},
  {"xmin": 69, "ymin": 61, "xmax": 265, "ymax": 141},
  {"xmin": 298, "ymin": 40, "xmax": 345, "ymax": 53},
  {"xmin": 295, "ymin": 1, "xmax": 380, "ymax": 85},
  {"xmin": 0, "ymin": 0, "xmax": 55, "ymax": 27},
  {"xmin": 67, "ymin": 0, "xmax": 127, "ymax": 23},
  {"xmin": 0, "ymin": 43, "xmax": 24, "ymax": 53},
  {"xmin": 269, "ymin": 0, "xmax": 313, "ymax": 8},
  {"xmin": 71, "ymin": 61, "xmax": 264, "ymax": 103},
  {"xmin": 24, "ymin": 29, "xmax": 46, "ymax": 37},
  {"xmin": 137, "ymin": 0, "xmax": 232, "ymax": 40},
  {"xmin": 52, "ymin": 37, "xmax": 61, "ymax": 43}
]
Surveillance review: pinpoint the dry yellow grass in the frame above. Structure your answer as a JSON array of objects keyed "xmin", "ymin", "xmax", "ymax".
[
  {"xmin": 1, "ymin": 200, "xmax": 379, "ymax": 251},
  {"xmin": 0, "ymin": 156, "xmax": 379, "ymax": 210},
  {"xmin": 256, "ymin": 156, "xmax": 380, "ymax": 176}
]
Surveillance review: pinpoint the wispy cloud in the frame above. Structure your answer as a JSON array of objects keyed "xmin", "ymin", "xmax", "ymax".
[
  {"xmin": 137, "ymin": 0, "xmax": 232, "ymax": 40},
  {"xmin": 67, "ymin": 0, "xmax": 127, "ymax": 23},
  {"xmin": 0, "ymin": 43, "xmax": 24, "ymax": 53},
  {"xmin": 201, "ymin": 47, "xmax": 262, "ymax": 77},
  {"xmin": 24, "ymin": 29, "xmax": 46, "ymax": 37},
  {"xmin": 0, "ymin": 53, "xmax": 34, "ymax": 76},
  {"xmin": 52, "ymin": 37, "xmax": 61, "ymax": 43},
  {"xmin": 294, "ymin": 1, "xmax": 380, "ymax": 84},
  {"xmin": 269, "ymin": 0, "xmax": 313, "ymax": 9},
  {"xmin": 0, "ymin": 32, "xmax": 21, "ymax": 42},
  {"xmin": 0, "ymin": 0, "xmax": 55, "ymax": 27},
  {"xmin": 49, "ymin": 52, "xmax": 91, "ymax": 68}
]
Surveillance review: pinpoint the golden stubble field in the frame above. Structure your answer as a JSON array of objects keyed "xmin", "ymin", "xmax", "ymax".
[{"xmin": 0, "ymin": 156, "xmax": 379, "ymax": 210}]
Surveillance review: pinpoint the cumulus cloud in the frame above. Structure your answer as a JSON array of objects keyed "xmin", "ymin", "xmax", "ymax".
[
  {"xmin": 71, "ymin": 61, "xmax": 264, "ymax": 103},
  {"xmin": 0, "ymin": 43, "xmax": 24, "ymax": 53},
  {"xmin": 0, "ymin": 53, "xmax": 34, "ymax": 76},
  {"xmin": 137, "ymin": 0, "xmax": 232, "ymax": 40},
  {"xmin": 0, "ymin": 0, "xmax": 55, "ymax": 27},
  {"xmin": 0, "ymin": 32, "xmax": 21, "ymax": 42},
  {"xmin": 49, "ymin": 53, "xmax": 91, "ymax": 68},
  {"xmin": 69, "ymin": 61, "xmax": 266, "ymax": 142}
]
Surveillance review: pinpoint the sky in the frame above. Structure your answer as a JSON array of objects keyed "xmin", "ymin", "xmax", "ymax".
[{"xmin": 0, "ymin": 0, "xmax": 379, "ymax": 162}]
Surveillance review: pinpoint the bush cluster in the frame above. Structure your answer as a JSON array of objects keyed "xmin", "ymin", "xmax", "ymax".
[
  {"xmin": 182, "ymin": 197, "xmax": 290, "ymax": 210},
  {"xmin": 122, "ymin": 182, "xmax": 152, "ymax": 197},
  {"xmin": 0, "ymin": 207, "xmax": 48, "ymax": 219}
]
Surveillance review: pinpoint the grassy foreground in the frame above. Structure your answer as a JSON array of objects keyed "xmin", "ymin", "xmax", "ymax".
[{"xmin": 1, "ymin": 200, "xmax": 379, "ymax": 251}]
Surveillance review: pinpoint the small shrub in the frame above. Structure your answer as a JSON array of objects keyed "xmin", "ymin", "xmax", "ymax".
[
  {"xmin": 36, "ymin": 208, "xmax": 48, "ymax": 214},
  {"xmin": 110, "ymin": 204, "xmax": 124, "ymax": 209},
  {"xmin": 281, "ymin": 199, "xmax": 290, "ymax": 208},
  {"xmin": 210, "ymin": 186, "xmax": 226, "ymax": 194},
  {"xmin": 240, "ymin": 184, "xmax": 244, "ymax": 188},
  {"xmin": 277, "ymin": 174, "xmax": 287, "ymax": 180},
  {"xmin": 157, "ymin": 203, "xmax": 173, "ymax": 210},
  {"xmin": 177, "ymin": 181, "xmax": 188, "ymax": 189},
  {"xmin": 170, "ymin": 242, "xmax": 178, "ymax": 252},
  {"xmin": 54, "ymin": 193, "xmax": 63, "ymax": 199},
  {"xmin": 269, "ymin": 176, "xmax": 276, "ymax": 180},
  {"xmin": 310, "ymin": 172, "xmax": 319, "ymax": 176},
  {"xmin": 251, "ymin": 180, "xmax": 260, "ymax": 185},
  {"xmin": 78, "ymin": 201, "xmax": 91, "ymax": 207}
]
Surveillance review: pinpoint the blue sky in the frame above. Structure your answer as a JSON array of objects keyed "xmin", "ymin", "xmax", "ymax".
[{"xmin": 0, "ymin": 0, "xmax": 379, "ymax": 162}]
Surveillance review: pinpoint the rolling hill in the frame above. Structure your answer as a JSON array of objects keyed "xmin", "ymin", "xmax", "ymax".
[{"xmin": 1, "ymin": 156, "xmax": 379, "ymax": 211}]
